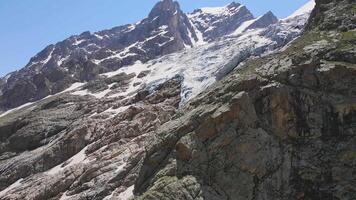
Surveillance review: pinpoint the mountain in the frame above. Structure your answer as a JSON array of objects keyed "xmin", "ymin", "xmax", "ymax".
[
  {"xmin": 188, "ymin": 2, "xmax": 255, "ymax": 41},
  {"xmin": 0, "ymin": 0, "xmax": 195, "ymax": 109},
  {"xmin": 0, "ymin": 0, "xmax": 282, "ymax": 111},
  {"xmin": 2, "ymin": 0, "xmax": 351, "ymax": 199},
  {"xmin": 134, "ymin": 0, "xmax": 356, "ymax": 199}
]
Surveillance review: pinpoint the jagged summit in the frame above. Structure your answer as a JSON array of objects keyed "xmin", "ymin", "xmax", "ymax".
[
  {"xmin": 245, "ymin": 11, "xmax": 278, "ymax": 30},
  {"xmin": 227, "ymin": 1, "xmax": 241, "ymax": 7},
  {"xmin": 148, "ymin": 0, "xmax": 180, "ymax": 18},
  {"xmin": 188, "ymin": 2, "xmax": 254, "ymax": 41},
  {"xmin": 146, "ymin": 0, "xmax": 198, "ymax": 47},
  {"xmin": 0, "ymin": 0, "xmax": 341, "ymax": 199},
  {"xmin": 0, "ymin": 1, "xmax": 312, "ymax": 111}
]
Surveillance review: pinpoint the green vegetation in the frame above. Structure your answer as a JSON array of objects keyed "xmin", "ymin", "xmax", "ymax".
[
  {"xmin": 341, "ymin": 30, "xmax": 356, "ymax": 41},
  {"xmin": 337, "ymin": 30, "xmax": 356, "ymax": 50}
]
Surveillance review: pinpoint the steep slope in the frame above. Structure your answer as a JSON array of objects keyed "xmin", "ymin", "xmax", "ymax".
[
  {"xmin": 188, "ymin": 2, "xmax": 255, "ymax": 41},
  {"xmin": 133, "ymin": 0, "xmax": 356, "ymax": 199},
  {"xmin": 0, "ymin": 1, "xmax": 317, "ymax": 200},
  {"xmin": 0, "ymin": 0, "xmax": 197, "ymax": 110},
  {"xmin": 0, "ymin": 1, "xmax": 311, "ymax": 113}
]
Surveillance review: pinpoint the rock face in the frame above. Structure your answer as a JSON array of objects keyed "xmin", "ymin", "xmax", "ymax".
[
  {"xmin": 132, "ymin": 0, "xmax": 356, "ymax": 199},
  {"xmin": 2, "ymin": 0, "xmax": 354, "ymax": 200},
  {"xmin": 246, "ymin": 11, "xmax": 279, "ymax": 30},
  {"xmin": 306, "ymin": 0, "xmax": 356, "ymax": 31},
  {"xmin": 0, "ymin": 0, "xmax": 195, "ymax": 110},
  {"xmin": 0, "ymin": 75, "xmax": 183, "ymax": 200},
  {"xmin": 0, "ymin": 0, "xmax": 304, "ymax": 111},
  {"xmin": 188, "ymin": 2, "xmax": 255, "ymax": 41}
]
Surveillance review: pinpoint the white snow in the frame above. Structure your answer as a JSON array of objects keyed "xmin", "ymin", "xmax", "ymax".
[
  {"xmin": 94, "ymin": 34, "xmax": 104, "ymax": 40},
  {"xmin": 93, "ymin": 22, "xmax": 284, "ymax": 104},
  {"xmin": 57, "ymin": 55, "xmax": 69, "ymax": 66},
  {"xmin": 200, "ymin": 4, "xmax": 243, "ymax": 16},
  {"xmin": 284, "ymin": 0, "xmax": 315, "ymax": 20},
  {"xmin": 0, "ymin": 102, "xmax": 35, "ymax": 118},
  {"xmin": 187, "ymin": 20, "xmax": 205, "ymax": 46},
  {"xmin": 59, "ymin": 192, "xmax": 74, "ymax": 200},
  {"xmin": 115, "ymin": 162, "xmax": 127, "ymax": 173},
  {"xmin": 46, "ymin": 146, "xmax": 89, "ymax": 175},
  {"xmin": 62, "ymin": 82, "xmax": 86, "ymax": 93},
  {"xmin": 194, "ymin": 4, "xmax": 244, "ymax": 17},
  {"xmin": 118, "ymin": 185, "xmax": 134, "ymax": 200},
  {"xmin": 3, "ymin": 73, "xmax": 12, "ymax": 83},
  {"xmin": 91, "ymin": 88, "xmax": 112, "ymax": 98},
  {"xmin": 200, "ymin": 6, "xmax": 226, "ymax": 15},
  {"xmin": 0, "ymin": 82, "xmax": 86, "ymax": 118},
  {"xmin": 43, "ymin": 47, "xmax": 54, "ymax": 65},
  {"xmin": 231, "ymin": 18, "xmax": 259, "ymax": 35},
  {"xmin": 260, "ymin": 82, "xmax": 280, "ymax": 90},
  {"xmin": 0, "ymin": 178, "xmax": 23, "ymax": 198},
  {"xmin": 125, "ymin": 25, "xmax": 136, "ymax": 33},
  {"xmin": 74, "ymin": 39, "xmax": 86, "ymax": 46}
]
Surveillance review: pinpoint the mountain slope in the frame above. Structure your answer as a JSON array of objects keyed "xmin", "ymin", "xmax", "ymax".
[
  {"xmin": 0, "ymin": 1, "xmax": 320, "ymax": 200},
  {"xmin": 188, "ymin": 2, "xmax": 255, "ymax": 41},
  {"xmin": 133, "ymin": 0, "xmax": 356, "ymax": 199},
  {"xmin": 0, "ymin": 0, "xmax": 285, "ymax": 111},
  {"xmin": 0, "ymin": 0, "xmax": 197, "ymax": 109}
]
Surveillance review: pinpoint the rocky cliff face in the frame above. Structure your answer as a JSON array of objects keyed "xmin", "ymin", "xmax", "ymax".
[
  {"xmin": 1, "ymin": 0, "xmax": 350, "ymax": 200},
  {"xmin": 0, "ymin": 0, "xmax": 284, "ymax": 111},
  {"xmin": 132, "ymin": 0, "xmax": 356, "ymax": 199},
  {"xmin": 188, "ymin": 2, "xmax": 255, "ymax": 41},
  {"xmin": 0, "ymin": 0, "xmax": 196, "ymax": 110}
]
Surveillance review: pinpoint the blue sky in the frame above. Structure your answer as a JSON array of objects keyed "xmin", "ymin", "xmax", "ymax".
[{"xmin": 0, "ymin": 0, "xmax": 309, "ymax": 76}]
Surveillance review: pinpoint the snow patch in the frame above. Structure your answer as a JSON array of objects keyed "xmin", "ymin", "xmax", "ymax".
[
  {"xmin": 284, "ymin": 0, "xmax": 315, "ymax": 20},
  {"xmin": 118, "ymin": 185, "xmax": 134, "ymax": 200},
  {"xmin": 57, "ymin": 55, "xmax": 69, "ymax": 66},
  {"xmin": 74, "ymin": 39, "xmax": 86, "ymax": 46},
  {"xmin": 115, "ymin": 162, "xmax": 127, "ymax": 173},
  {"xmin": 62, "ymin": 82, "xmax": 86, "ymax": 93},
  {"xmin": 231, "ymin": 18, "xmax": 259, "ymax": 35},
  {"xmin": 194, "ymin": 4, "xmax": 244, "ymax": 17},
  {"xmin": 3, "ymin": 73, "xmax": 12, "ymax": 83},
  {"xmin": 46, "ymin": 146, "xmax": 89, "ymax": 175},
  {"xmin": 0, "ymin": 102, "xmax": 35, "ymax": 118},
  {"xmin": 94, "ymin": 34, "xmax": 104, "ymax": 40}
]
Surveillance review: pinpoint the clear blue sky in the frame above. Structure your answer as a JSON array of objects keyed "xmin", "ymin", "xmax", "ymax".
[{"xmin": 0, "ymin": 0, "xmax": 309, "ymax": 77}]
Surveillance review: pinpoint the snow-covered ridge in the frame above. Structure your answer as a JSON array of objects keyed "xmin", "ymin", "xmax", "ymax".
[
  {"xmin": 283, "ymin": 0, "xmax": 315, "ymax": 20},
  {"xmin": 0, "ymin": 0, "xmax": 315, "ymax": 116},
  {"xmin": 194, "ymin": 3, "xmax": 244, "ymax": 17},
  {"xmin": 232, "ymin": 18, "xmax": 259, "ymax": 35}
]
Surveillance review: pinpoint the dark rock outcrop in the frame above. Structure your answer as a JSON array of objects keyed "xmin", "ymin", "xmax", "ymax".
[
  {"xmin": 2, "ymin": 0, "xmax": 353, "ymax": 199},
  {"xmin": 133, "ymin": 0, "xmax": 356, "ymax": 199},
  {"xmin": 0, "ymin": 76, "xmax": 183, "ymax": 200}
]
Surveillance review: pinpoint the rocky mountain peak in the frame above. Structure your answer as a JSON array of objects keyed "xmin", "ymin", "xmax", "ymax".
[
  {"xmin": 2, "ymin": 0, "xmax": 347, "ymax": 199},
  {"xmin": 148, "ymin": 0, "xmax": 181, "ymax": 19},
  {"xmin": 227, "ymin": 1, "xmax": 241, "ymax": 8},
  {"xmin": 245, "ymin": 11, "xmax": 278, "ymax": 30},
  {"xmin": 146, "ymin": 0, "xmax": 198, "ymax": 47},
  {"xmin": 188, "ymin": 2, "xmax": 254, "ymax": 41}
]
